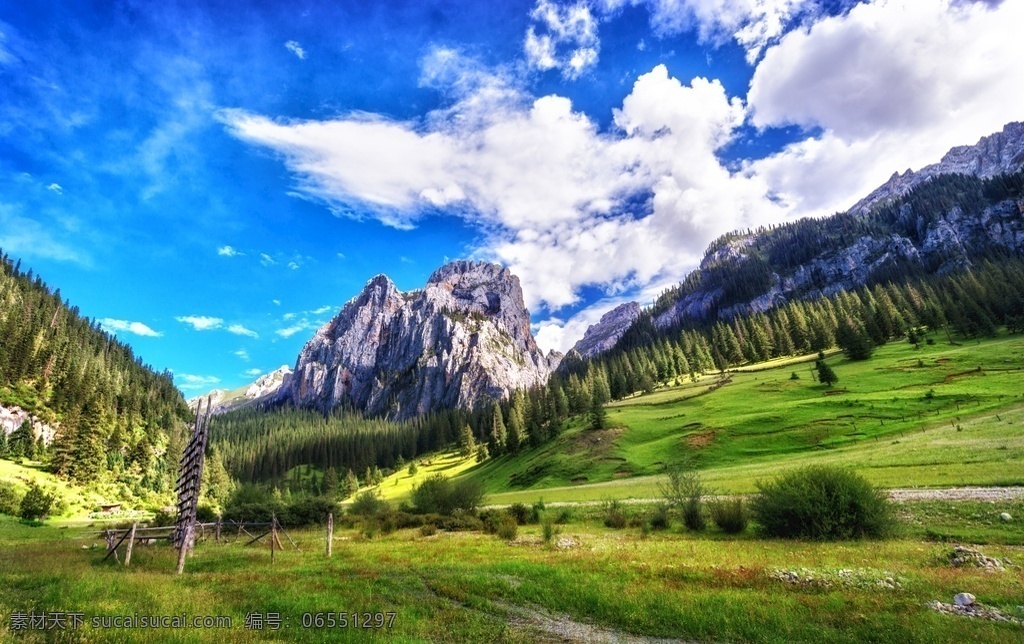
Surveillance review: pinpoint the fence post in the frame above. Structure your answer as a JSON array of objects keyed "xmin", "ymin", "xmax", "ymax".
[
  {"xmin": 124, "ymin": 522, "xmax": 138, "ymax": 567},
  {"xmin": 271, "ymin": 514, "xmax": 277, "ymax": 564},
  {"xmin": 327, "ymin": 513, "xmax": 333, "ymax": 558}
]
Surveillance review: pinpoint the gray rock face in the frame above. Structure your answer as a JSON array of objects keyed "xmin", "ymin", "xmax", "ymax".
[
  {"xmin": 653, "ymin": 122, "xmax": 1024, "ymax": 331},
  {"xmin": 0, "ymin": 404, "xmax": 56, "ymax": 445},
  {"xmin": 278, "ymin": 261, "xmax": 557, "ymax": 420},
  {"xmin": 571, "ymin": 302, "xmax": 641, "ymax": 359},
  {"xmin": 851, "ymin": 121, "xmax": 1024, "ymax": 215}
]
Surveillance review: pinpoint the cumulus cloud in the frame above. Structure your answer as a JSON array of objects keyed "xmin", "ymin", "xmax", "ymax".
[
  {"xmin": 244, "ymin": 368, "xmax": 263, "ymax": 376},
  {"xmin": 747, "ymin": 0, "xmax": 1024, "ymax": 216},
  {"xmin": 285, "ymin": 40, "xmax": 306, "ymax": 59},
  {"xmin": 217, "ymin": 245, "xmax": 242, "ymax": 257},
  {"xmin": 259, "ymin": 253, "xmax": 276, "ymax": 266},
  {"xmin": 525, "ymin": 0, "xmax": 601, "ymax": 79},
  {"xmin": 176, "ymin": 315, "xmax": 224, "ymax": 331},
  {"xmin": 47, "ymin": 183, "xmax": 63, "ymax": 194},
  {"xmin": 99, "ymin": 318, "xmax": 163, "ymax": 337},
  {"xmin": 234, "ymin": 349, "xmax": 250, "ymax": 361},
  {"xmin": 227, "ymin": 324, "xmax": 259, "ymax": 339},
  {"xmin": 599, "ymin": 0, "xmax": 809, "ymax": 63},
  {"xmin": 223, "ymin": 62, "xmax": 780, "ymax": 318}
]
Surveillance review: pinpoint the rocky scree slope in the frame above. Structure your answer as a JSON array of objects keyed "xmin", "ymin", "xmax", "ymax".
[{"xmin": 277, "ymin": 261, "xmax": 560, "ymax": 420}]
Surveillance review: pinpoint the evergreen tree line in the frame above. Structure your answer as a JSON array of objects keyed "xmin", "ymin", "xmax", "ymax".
[
  {"xmin": 565, "ymin": 257, "xmax": 1024, "ymax": 400},
  {"xmin": 209, "ymin": 255, "xmax": 1024, "ymax": 488},
  {"xmin": 0, "ymin": 250, "xmax": 191, "ymax": 489}
]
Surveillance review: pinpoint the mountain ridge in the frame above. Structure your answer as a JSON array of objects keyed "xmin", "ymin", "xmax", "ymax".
[{"xmin": 276, "ymin": 260, "xmax": 559, "ymax": 420}]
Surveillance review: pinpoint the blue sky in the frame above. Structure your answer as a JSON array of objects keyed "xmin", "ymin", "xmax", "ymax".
[{"xmin": 1, "ymin": 0, "xmax": 1021, "ymax": 395}]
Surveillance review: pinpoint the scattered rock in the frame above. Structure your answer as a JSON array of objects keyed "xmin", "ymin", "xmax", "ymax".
[
  {"xmin": 954, "ymin": 593, "xmax": 976, "ymax": 607},
  {"xmin": 555, "ymin": 537, "xmax": 579, "ymax": 550},
  {"xmin": 1001, "ymin": 512, "xmax": 1013, "ymax": 522},
  {"xmin": 770, "ymin": 568, "xmax": 902, "ymax": 590},
  {"xmin": 928, "ymin": 596, "xmax": 1024, "ymax": 626},
  {"xmin": 950, "ymin": 545, "xmax": 1007, "ymax": 572}
]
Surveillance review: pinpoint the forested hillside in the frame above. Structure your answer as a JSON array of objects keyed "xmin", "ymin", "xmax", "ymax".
[
  {"xmin": 651, "ymin": 171, "xmax": 1024, "ymax": 323},
  {"xmin": 0, "ymin": 251, "xmax": 190, "ymax": 491}
]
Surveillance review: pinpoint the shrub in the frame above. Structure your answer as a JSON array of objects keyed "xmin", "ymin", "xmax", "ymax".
[
  {"xmin": 0, "ymin": 481, "xmax": 24, "ymax": 516},
  {"xmin": 649, "ymin": 503, "xmax": 671, "ymax": 531},
  {"xmin": 419, "ymin": 523, "xmax": 437, "ymax": 537},
  {"xmin": 281, "ymin": 496, "xmax": 338, "ymax": 526},
  {"xmin": 348, "ymin": 491, "xmax": 389, "ymax": 516},
  {"xmin": 495, "ymin": 513, "xmax": 518, "ymax": 541},
  {"xmin": 554, "ymin": 508, "xmax": 574, "ymax": 524},
  {"xmin": 709, "ymin": 499, "xmax": 748, "ymax": 534},
  {"xmin": 195, "ymin": 504, "xmax": 219, "ymax": 523},
  {"xmin": 541, "ymin": 520, "xmax": 559, "ymax": 544},
  {"xmin": 479, "ymin": 509, "xmax": 502, "ymax": 534},
  {"xmin": 602, "ymin": 499, "xmax": 628, "ymax": 529},
  {"xmin": 660, "ymin": 463, "xmax": 706, "ymax": 531},
  {"xmin": 411, "ymin": 474, "xmax": 485, "ymax": 515},
  {"xmin": 750, "ymin": 466, "xmax": 894, "ymax": 540},
  {"xmin": 19, "ymin": 482, "xmax": 55, "ymax": 521},
  {"xmin": 508, "ymin": 503, "xmax": 532, "ymax": 525}
]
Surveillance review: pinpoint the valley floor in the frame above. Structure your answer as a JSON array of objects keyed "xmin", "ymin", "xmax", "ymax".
[{"xmin": 2, "ymin": 502, "xmax": 1023, "ymax": 643}]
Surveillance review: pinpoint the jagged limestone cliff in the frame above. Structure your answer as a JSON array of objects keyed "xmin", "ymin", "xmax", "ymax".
[{"xmin": 277, "ymin": 261, "xmax": 559, "ymax": 420}]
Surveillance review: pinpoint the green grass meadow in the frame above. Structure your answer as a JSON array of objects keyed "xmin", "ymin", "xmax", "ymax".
[{"xmin": 3, "ymin": 333, "xmax": 1024, "ymax": 641}]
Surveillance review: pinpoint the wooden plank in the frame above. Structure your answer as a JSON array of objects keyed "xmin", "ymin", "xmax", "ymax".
[
  {"xmin": 124, "ymin": 522, "xmax": 138, "ymax": 567},
  {"xmin": 326, "ymin": 513, "xmax": 333, "ymax": 558}
]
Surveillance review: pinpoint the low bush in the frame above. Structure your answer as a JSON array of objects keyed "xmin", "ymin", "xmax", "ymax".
[
  {"xmin": 750, "ymin": 466, "xmax": 894, "ymax": 540},
  {"xmin": 280, "ymin": 496, "xmax": 338, "ymax": 526},
  {"xmin": 348, "ymin": 491, "xmax": 389, "ymax": 516},
  {"xmin": 508, "ymin": 503, "xmax": 532, "ymax": 525},
  {"xmin": 411, "ymin": 474, "xmax": 485, "ymax": 515},
  {"xmin": 419, "ymin": 524, "xmax": 437, "ymax": 537},
  {"xmin": 709, "ymin": 498, "xmax": 748, "ymax": 534},
  {"xmin": 19, "ymin": 482, "xmax": 55, "ymax": 521},
  {"xmin": 542, "ymin": 521, "xmax": 559, "ymax": 544},
  {"xmin": 495, "ymin": 513, "xmax": 518, "ymax": 541},
  {"xmin": 603, "ymin": 499, "xmax": 628, "ymax": 529},
  {"xmin": 0, "ymin": 480, "xmax": 23, "ymax": 516},
  {"xmin": 649, "ymin": 503, "xmax": 671, "ymax": 531}
]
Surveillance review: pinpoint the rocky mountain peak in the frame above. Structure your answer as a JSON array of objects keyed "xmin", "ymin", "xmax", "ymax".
[
  {"xmin": 278, "ymin": 260, "xmax": 556, "ymax": 419},
  {"xmin": 571, "ymin": 302, "xmax": 642, "ymax": 359},
  {"xmin": 851, "ymin": 121, "xmax": 1024, "ymax": 214}
]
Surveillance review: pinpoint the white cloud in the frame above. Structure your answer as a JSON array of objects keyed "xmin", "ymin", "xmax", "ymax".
[
  {"xmin": 227, "ymin": 324, "xmax": 259, "ymax": 339},
  {"xmin": 287, "ymin": 261, "xmax": 300, "ymax": 270},
  {"xmin": 175, "ymin": 373, "xmax": 221, "ymax": 391},
  {"xmin": 224, "ymin": 62, "xmax": 781, "ymax": 318},
  {"xmin": 217, "ymin": 245, "xmax": 242, "ymax": 257},
  {"xmin": 234, "ymin": 349, "xmax": 250, "ymax": 361},
  {"xmin": 603, "ymin": 0, "xmax": 809, "ymax": 63},
  {"xmin": 244, "ymin": 368, "xmax": 263, "ymax": 377},
  {"xmin": 272, "ymin": 299, "xmax": 281, "ymax": 305},
  {"xmin": 260, "ymin": 253, "xmax": 276, "ymax": 266},
  {"xmin": 276, "ymin": 324, "xmax": 308, "ymax": 338},
  {"xmin": 525, "ymin": 0, "xmax": 601, "ymax": 79},
  {"xmin": 47, "ymin": 183, "xmax": 63, "ymax": 195},
  {"xmin": 747, "ymin": 0, "xmax": 1024, "ymax": 216},
  {"xmin": 312, "ymin": 305, "xmax": 334, "ymax": 315},
  {"xmin": 176, "ymin": 315, "xmax": 224, "ymax": 331},
  {"xmin": 285, "ymin": 40, "xmax": 306, "ymax": 60},
  {"xmin": 99, "ymin": 318, "xmax": 163, "ymax": 338}
]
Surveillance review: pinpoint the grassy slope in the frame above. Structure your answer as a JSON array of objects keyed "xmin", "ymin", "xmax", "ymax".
[{"xmin": 460, "ymin": 334, "xmax": 1024, "ymax": 505}]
